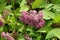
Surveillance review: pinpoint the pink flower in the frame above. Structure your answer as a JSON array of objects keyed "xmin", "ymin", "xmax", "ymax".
[
  {"xmin": 19, "ymin": 10, "xmax": 45, "ymax": 29},
  {"xmin": 1, "ymin": 32, "xmax": 6, "ymax": 37},
  {"xmin": 36, "ymin": 19, "xmax": 45, "ymax": 29},
  {"xmin": 24, "ymin": 34, "xmax": 32, "ymax": 40},
  {"xmin": 1, "ymin": 32, "xmax": 14, "ymax": 40},
  {"xmin": 33, "ymin": 16, "xmax": 39, "ymax": 22},
  {"xmin": 37, "ymin": 11, "xmax": 43, "ymax": 19},
  {"xmin": 29, "ymin": 10, "xmax": 37, "ymax": 15}
]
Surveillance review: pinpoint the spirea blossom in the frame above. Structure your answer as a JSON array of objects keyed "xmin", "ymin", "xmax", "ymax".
[
  {"xmin": 19, "ymin": 10, "xmax": 45, "ymax": 29},
  {"xmin": 1, "ymin": 32, "xmax": 14, "ymax": 40},
  {"xmin": 24, "ymin": 34, "xmax": 32, "ymax": 40}
]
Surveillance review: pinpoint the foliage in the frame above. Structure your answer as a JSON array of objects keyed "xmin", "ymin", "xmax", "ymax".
[{"xmin": 0, "ymin": 0, "xmax": 60, "ymax": 40}]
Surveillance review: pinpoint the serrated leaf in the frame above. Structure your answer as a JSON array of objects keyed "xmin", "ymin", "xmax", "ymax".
[
  {"xmin": 52, "ymin": 4, "xmax": 60, "ymax": 15},
  {"xmin": 46, "ymin": 28, "xmax": 60, "ymax": 39},
  {"xmin": 45, "ymin": 4, "xmax": 53, "ymax": 11},
  {"xmin": 43, "ymin": 10, "xmax": 55, "ymax": 20}
]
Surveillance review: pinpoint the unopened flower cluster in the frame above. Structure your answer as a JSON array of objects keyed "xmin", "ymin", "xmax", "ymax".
[
  {"xmin": 1, "ymin": 32, "xmax": 14, "ymax": 40},
  {"xmin": 19, "ymin": 10, "xmax": 45, "ymax": 28}
]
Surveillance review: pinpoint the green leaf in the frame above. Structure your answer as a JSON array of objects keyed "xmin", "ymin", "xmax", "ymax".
[
  {"xmin": 5, "ymin": 5, "xmax": 12, "ymax": 10},
  {"xmin": 36, "ymin": 36, "xmax": 41, "ymax": 40},
  {"xmin": 53, "ymin": 14, "xmax": 60, "ymax": 23},
  {"xmin": 19, "ymin": 5, "xmax": 29, "ymax": 12},
  {"xmin": 0, "ymin": 0, "xmax": 6, "ymax": 3},
  {"xmin": 52, "ymin": 4, "xmax": 60, "ymax": 15},
  {"xmin": 46, "ymin": 28, "xmax": 60, "ymax": 39},
  {"xmin": 0, "ymin": 27, "xmax": 3, "ymax": 32},
  {"xmin": 20, "ymin": 0, "xmax": 26, "ymax": 7},
  {"xmin": 0, "ymin": 2, "xmax": 6, "ymax": 14},
  {"xmin": 17, "ymin": 34, "xmax": 25, "ymax": 40},
  {"xmin": 43, "ymin": 10, "xmax": 55, "ymax": 20},
  {"xmin": 18, "ymin": 26, "xmax": 24, "ymax": 32},
  {"xmin": 19, "ymin": 0, "xmax": 29, "ymax": 12},
  {"xmin": 11, "ymin": 0, "xmax": 14, "ymax": 7},
  {"xmin": 31, "ymin": 0, "xmax": 46, "ymax": 9},
  {"xmin": 31, "ymin": 0, "xmax": 42, "ymax": 9},
  {"xmin": 26, "ymin": 26, "xmax": 35, "ymax": 36},
  {"xmin": 1, "ymin": 37, "xmax": 6, "ymax": 40},
  {"xmin": 26, "ymin": 26, "xmax": 33, "ymax": 32},
  {"xmin": 45, "ymin": 4, "xmax": 53, "ymax": 11},
  {"xmin": 18, "ymin": 37, "xmax": 25, "ymax": 40},
  {"xmin": 6, "ymin": 13, "xmax": 16, "ymax": 30},
  {"xmin": 52, "ymin": 0, "xmax": 60, "ymax": 4}
]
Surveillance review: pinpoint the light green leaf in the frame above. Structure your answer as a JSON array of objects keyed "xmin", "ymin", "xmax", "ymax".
[
  {"xmin": 5, "ymin": 5, "xmax": 12, "ymax": 10},
  {"xmin": 52, "ymin": 4, "xmax": 60, "ymax": 15},
  {"xmin": 36, "ymin": 36, "xmax": 41, "ymax": 40},
  {"xmin": 18, "ymin": 38, "xmax": 25, "ymax": 40},
  {"xmin": 31, "ymin": 0, "xmax": 42, "ymax": 9},
  {"xmin": 0, "ymin": 27, "xmax": 3, "ymax": 32},
  {"xmin": 17, "ymin": 34, "xmax": 25, "ymax": 40},
  {"xmin": 19, "ymin": 5, "xmax": 29, "ymax": 12},
  {"xmin": 0, "ymin": 2, "xmax": 6, "ymax": 13},
  {"xmin": 18, "ymin": 26, "xmax": 24, "ymax": 32},
  {"xmin": 31, "ymin": 0, "xmax": 46, "ymax": 9},
  {"xmin": 45, "ymin": 4, "xmax": 53, "ymax": 11},
  {"xmin": 43, "ymin": 10, "xmax": 55, "ymax": 20},
  {"xmin": 20, "ymin": 0, "xmax": 26, "ymax": 7},
  {"xmin": 46, "ymin": 28, "xmax": 60, "ymax": 39},
  {"xmin": 19, "ymin": 0, "xmax": 29, "ymax": 12},
  {"xmin": 53, "ymin": 14, "xmax": 60, "ymax": 23}
]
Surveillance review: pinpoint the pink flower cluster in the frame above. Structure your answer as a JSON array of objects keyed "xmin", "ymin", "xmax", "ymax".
[
  {"xmin": 24, "ymin": 34, "xmax": 32, "ymax": 40},
  {"xmin": 19, "ymin": 10, "xmax": 45, "ymax": 29},
  {"xmin": 1, "ymin": 32, "xmax": 14, "ymax": 40}
]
